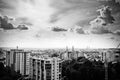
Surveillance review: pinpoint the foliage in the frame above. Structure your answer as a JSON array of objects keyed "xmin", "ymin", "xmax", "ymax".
[
  {"xmin": 62, "ymin": 57, "xmax": 120, "ymax": 80},
  {"xmin": 0, "ymin": 62, "xmax": 21, "ymax": 80}
]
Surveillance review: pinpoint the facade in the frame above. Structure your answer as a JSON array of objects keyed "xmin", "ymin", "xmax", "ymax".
[
  {"xmin": 107, "ymin": 48, "xmax": 120, "ymax": 62},
  {"xmin": 5, "ymin": 49, "xmax": 30, "ymax": 75},
  {"xmin": 60, "ymin": 51, "xmax": 84, "ymax": 60},
  {"xmin": 30, "ymin": 56, "xmax": 62, "ymax": 80},
  {"xmin": 60, "ymin": 46, "xmax": 77, "ymax": 60}
]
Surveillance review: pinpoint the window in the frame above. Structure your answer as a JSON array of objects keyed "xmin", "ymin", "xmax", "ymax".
[
  {"xmin": 46, "ymin": 61, "xmax": 50, "ymax": 63},
  {"xmin": 45, "ymin": 64, "xmax": 51, "ymax": 69}
]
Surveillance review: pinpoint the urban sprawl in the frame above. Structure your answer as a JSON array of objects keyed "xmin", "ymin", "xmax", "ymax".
[{"xmin": 0, "ymin": 47, "xmax": 120, "ymax": 80}]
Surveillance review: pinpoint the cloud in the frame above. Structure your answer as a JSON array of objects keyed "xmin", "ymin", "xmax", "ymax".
[
  {"xmin": 71, "ymin": 26, "xmax": 86, "ymax": 34},
  {"xmin": 0, "ymin": 0, "xmax": 17, "ymax": 16},
  {"xmin": 68, "ymin": 25, "xmax": 86, "ymax": 34},
  {"xmin": 113, "ymin": 30, "xmax": 120, "ymax": 35},
  {"xmin": 50, "ymin": 0, "xmax": 120, "ymax": 30},
  {"xmin": 17, "ymin": 24, "xmax": 28, "ymax": 30},
  {"xmin": 35, "ymin": 34, "xmax": 41, "ymax": 38},
  {"xmin": 95, "ymin": 6, "xmax": 115, "ymax": 26},
  {"xmin": 0, "ymin": 0, "xmax": 12, "ymax": 10},
  {"xmin": 20, "ymin": 22, "xmax": 33, "ymax": 26},
  {"xmin": 51, "ymin": 27, "xmax": 67, "ymax": 32},
  {"xmin": 89, "ymin": 6, "xmax": 115, "ymax": 34},
  {"xmin": 1, "ymin": 0, "xmax": 120, "ymax": 32},
  {"xmin": 0, "ymin": 0, "xmax": 54, "ymax": 30},
  {"xmin": 76, "ymin": 28, "xmax": 85, "ymax": 34},
  {"xmin": 15, "ymin": 17, "xmax": 33, "ymax": 26},
  {"xmin": 0, "ymin": 16, "xmax": 15, "ymax": 30},
  {"xmin": 90, "ymin": 26, "xmax": 112, "ymax": 34},
  {"xmin": 109, "ymin": 35, "xmax": 120, "ymax": 42},
  {"xmin": 0, "ymin": 15, "xmax": 29, "ymax": 30},
  {"xmin": 99, "ymin": 0, "xmax": 120, "ymax": 14},
  {"xmin": 50, "ymin": 0, "xmax": 100, "ymax": 24}
]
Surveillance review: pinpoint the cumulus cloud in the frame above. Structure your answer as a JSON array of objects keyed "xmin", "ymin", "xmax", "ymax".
[
  {"xmin": 68, "ymin": 25, "xmax": 86, "ymax": 34},
  {"xmin": 76, "ymin": 27, "xmax": 85, "ymax": 34},
  {"xmin": 0, "ymin": 16, "xmax": 29, "ymax": 30},
  {"xmin": 0, "ymin": 16, "xmax": 15, "ymax": 30},
  {"xmin": 50, "ymin": 0, "xmax": 120, "ymax": 31},
  {"xmin": 17, "ymin": 24, "xmax": 28, "ymax": 30},
  {"xmin": 0, "ymin": 0, "xmax": 54, "ymax": 30},
  {"xmin": 91, "ymin": 6, "xmax": 115, "ymax": 26},
  {"xmin": 89, "ymin": 6, "xmax": 115, "ymax": 34},
  {"xmin": 51, "ymin": 27, "xmax": 67, "ymax": 32},
  {"xmin": 99, "ymin": 0, "xmax": 120, "ymax": 14}
]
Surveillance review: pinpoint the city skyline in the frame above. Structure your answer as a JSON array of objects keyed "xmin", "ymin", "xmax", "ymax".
[{"xmin": 0, "ymin": 0, "xmax": 120, "ymax": 48}]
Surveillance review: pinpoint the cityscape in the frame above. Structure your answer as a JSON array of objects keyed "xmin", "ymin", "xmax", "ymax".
[
  {"xmin": 0, "ymin": 0, "xmax": 120, "ymax": 80},
  {"xmin": 0, "ymin": 46, "xmax": 120, "ymax": 80}
]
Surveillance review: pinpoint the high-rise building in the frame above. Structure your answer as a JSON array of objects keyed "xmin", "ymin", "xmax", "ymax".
[
  {"xmin": 5, "ymin": 49, "xmax": 30, "ymax": 75},
  {"xmin": 30, "ymin": 56, "xmax": 62, "ymax": 80},
  {"xmin": 60, "ymin": 46, "xmax": 82, "ymax": 60}
]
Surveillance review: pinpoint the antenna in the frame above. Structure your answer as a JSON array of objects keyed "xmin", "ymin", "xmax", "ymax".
[
  {"xmin": 16, "ymin": 46, "xmax": 18, "ymax": 49},
  {"xmin": 72, "ymin": 46, "xmax": 74, "ymax": 52},
  {"xmin": 66, "ymin": 46, "xmax": 68, "ymax": 52}
]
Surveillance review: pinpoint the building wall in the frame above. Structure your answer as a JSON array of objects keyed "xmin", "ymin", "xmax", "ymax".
[
  {"xmin": 30, "ymin": 57, "xmax": 62, "ymax": 80},
  {"xmin": 5, "ymin": 49, "xmax": 30, "ymax": 75}
]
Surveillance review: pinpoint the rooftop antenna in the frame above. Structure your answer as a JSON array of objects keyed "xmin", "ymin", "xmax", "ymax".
[
  {"xmin": 66, "ymin": 46, "xmax": 68, "ymax": 53},
  {"xmin": 16, "ymin": 46, "xmax": 18, "ymax": 50},
  {"xmin": 72, "ymin": 46, "xmax": 74, "ymax": 52}
]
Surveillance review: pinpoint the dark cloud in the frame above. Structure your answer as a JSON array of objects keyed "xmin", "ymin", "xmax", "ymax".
[
  {"xmin": 50, "ymin": 0, "xmax": 120, "ymax": 32},
  {"xmin": 92, "ymin": 6, "xmax": 115, "ymax": 26},
  {"xmin": 89, "ymin": 6, "xmax": 115, "ymax": 34},
  {"xmin": 99, "ymin": 0, "xmax": 120, "ymax": 14},
  {"xmin": 91, "ymin": 0, "xmax": 120, "ymax": 32},
  {"xmin": 0, "ymin": 16, "xmax": 15, "ymax": 30},
  {"xmin": 0, "ymin": 16, "xmax": 29, "ymax": 30},
  {"xmin": 0, "ymin": 15, "xmax": 31, "ymax": 31},
  {"xmin": 17, "ymin": 24, "xmax": 28, "ymax": 30},
  {"xmin": 51, "ymin": 27, "xmax": 67, "ymax": 32},
  {"xmin": 50, "ymin": 0, "xmax": 120, "ymax": 35}
]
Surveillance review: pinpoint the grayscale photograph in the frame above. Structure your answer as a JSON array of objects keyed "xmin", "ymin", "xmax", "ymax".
[{"xmin": 0, "ymin": 0, "xmax": 120, "ymax": 80}]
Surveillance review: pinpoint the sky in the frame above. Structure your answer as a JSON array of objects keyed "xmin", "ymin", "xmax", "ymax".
[{"xmin": 0, "ymin": 0, "xmax": 120, "ymax": 48}]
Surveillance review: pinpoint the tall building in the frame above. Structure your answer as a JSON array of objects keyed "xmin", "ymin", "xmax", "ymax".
[
  {"xmin": 5, "ymin": 49, "xmax": 30, "ymax": 75},
  {"xmin": 60, "ymin": 46, "xmax": 82, "ymax": 60},
  {"xmin": 106, "ymin": 48, "xmax": 120, "ymax": 62},
  {"xmin": 30, "ymin": 56, "xmax": 62, "ymax": 80}
]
